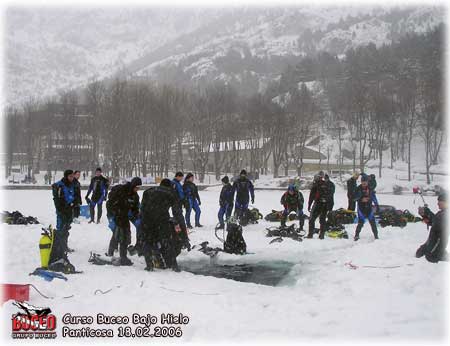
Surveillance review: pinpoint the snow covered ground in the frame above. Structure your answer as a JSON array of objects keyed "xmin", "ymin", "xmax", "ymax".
[{"xmin": 0, "ymin": 185, "xmax": 448, "ymax": 343}]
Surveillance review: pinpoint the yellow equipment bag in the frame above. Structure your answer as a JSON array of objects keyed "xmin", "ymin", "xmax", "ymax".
[{"xmin": 39, "ymin": 226, "xmax": 54, "ymax": 268}]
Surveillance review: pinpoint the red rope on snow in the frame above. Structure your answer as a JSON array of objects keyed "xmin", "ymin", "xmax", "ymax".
[{"xmin": 345, "ymin": 261, "xmax": 358, "ymax": 270}]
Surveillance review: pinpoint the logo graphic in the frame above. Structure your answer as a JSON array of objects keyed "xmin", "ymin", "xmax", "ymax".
[{"xmin": 11, "ymin": 301, "xmax": 57, "ymax": 339}]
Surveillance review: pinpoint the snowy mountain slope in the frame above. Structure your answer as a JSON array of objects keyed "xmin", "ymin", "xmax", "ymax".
[
  {"xmin": 134, "ymin": 5, "xmax": 444, "ymax": 94},
  {"xmin": 4, "ymin": 7, "xmax": 221, "ymax": 105},
  {"xmin": 4, "ymin": 5, "xmax": 444, "ymax": 105}
]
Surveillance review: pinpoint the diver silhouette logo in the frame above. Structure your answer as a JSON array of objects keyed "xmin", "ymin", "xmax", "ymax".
[{"xmin": 11, "ymin": 301, "xmax": 57, "ymax": 338}]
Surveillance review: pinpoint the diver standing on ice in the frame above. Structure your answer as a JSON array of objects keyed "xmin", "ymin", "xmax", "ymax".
[
  {"xmin": 353, "ymin": 174, "xmax": 380, "ymax": 241},
  {"xmin": 232, "ymin": 169, "xmax": 255, "ymax": 225},
  {"xmin": 85, "ymin": 167, "xmax": 109, "ymax": 224},
  {"xmin": 48, "ymin": 169, "xmax": 76, "ymax": 272},
  {"xmin": 105, "ymin": 177, "xmax": 142, "ymax": 265},
  {"xmin": 307, "ymin": 171, "xmax": 331, "ymax": 239},
  {"xmin": 140, "ymin": 179, "xmax": 190, "ymax": 272}
]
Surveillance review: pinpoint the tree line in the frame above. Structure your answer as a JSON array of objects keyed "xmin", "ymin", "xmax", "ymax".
[
  {"xmin": 274, "ymin": 24, "xmax": 444, "ymax": 184},
  {"xmin": 3, "ymin": 25, "xmax": 444, "ymax": 184}
]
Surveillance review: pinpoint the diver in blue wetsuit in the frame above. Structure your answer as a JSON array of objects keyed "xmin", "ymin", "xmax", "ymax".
[
  {"xmin": 183, "ymin": 173, "xmax": 202, "ymax": 228},
  {"xmin": 50, "ymin": 169, "xmax": 76, "ymax": 267},
  {"xmin": 85, "ymin": 167, "xmax": 109, "ymax": 224},
  {"xmin": 353, "ymin": 174, "xmax": 380, "ymax": 241},
  {"xmin": 217, "ymin": 176, "xmax": 234, "ymax": 229}
]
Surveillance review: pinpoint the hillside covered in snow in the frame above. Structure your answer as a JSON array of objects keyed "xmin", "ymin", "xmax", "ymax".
[{"xmin": 4, "ymin": 5, "xmax": 444, "ymax": 105}]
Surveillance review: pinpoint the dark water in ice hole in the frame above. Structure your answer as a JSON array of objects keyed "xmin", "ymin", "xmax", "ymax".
[{"xmin": 180, "ymin": 261, "xmax": 296, "ymax": 287}]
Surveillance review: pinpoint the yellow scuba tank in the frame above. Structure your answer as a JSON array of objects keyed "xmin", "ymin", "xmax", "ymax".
[{"xmin": 39, "ymin": 225, "xmax": 54, "ymax": 268}]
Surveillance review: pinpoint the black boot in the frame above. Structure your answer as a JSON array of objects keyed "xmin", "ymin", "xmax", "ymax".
[
  {"xmin": 319, "ymin": 224, "xmax": 326, "ymax": 239},
  {"xmin": 107, "ymin": 235, "xmax": 118, "ymax": 256},
  {"xmin": 89, "ymin": 205, "xmax": 95, "ymax": 224},
  {"xmin": 171, "ymin": 258, "xmax": 181, "ymax": 272},
  {"xmin": 119, "ymin": 257, "xmax": 133, "ymax": 266},
  {"xmin": 354, "ymin": 222, "xmax": 363, "ymax": 241},
  {"xmin": 144, "ymin": 254, "xmax": 154, "ymax": 271},
  {"xmin": 119, "ymin": 241, "xmax": 132, "ymax": 265},
  {"xmin": 369, "ymin": 220, "xmax": 379, "ymax": 239}
]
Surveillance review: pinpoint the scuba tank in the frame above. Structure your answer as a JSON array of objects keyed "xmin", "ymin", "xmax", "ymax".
[{"xmin": 39, "ymin": 226, "xmax": 54, "ymax": 268}]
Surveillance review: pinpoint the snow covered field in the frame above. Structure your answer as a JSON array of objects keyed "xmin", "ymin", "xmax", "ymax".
[{"xmin": 0, "ymin": 185, "xmax": 448, "ymax": 342}]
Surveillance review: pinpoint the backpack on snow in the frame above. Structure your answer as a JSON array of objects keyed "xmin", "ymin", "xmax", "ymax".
[
  {"xmin": 264, "ymin": 210, "xmax": 283, "ymax": 222},
  {"xmin": 246, "ymin": 208, "xmax": 263, "ymax": 224},
  {"xmin": 377, "ymin": 210, "xmax": 407, "ymax": 228},
  {"xmin": 326, "ymin": 208, "xmax": 356, "ymax": 227},
  {"xmin": 264, "ymin": 210, "xmax": 298, "ymax": 222}
]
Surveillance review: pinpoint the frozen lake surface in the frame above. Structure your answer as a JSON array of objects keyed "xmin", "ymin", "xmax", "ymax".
[{"xmin": 0, "ymin": 186, "xmax": 448, "ymax": 342}]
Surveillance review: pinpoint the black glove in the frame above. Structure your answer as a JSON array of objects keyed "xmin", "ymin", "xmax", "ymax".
[
  {"xmin": 185, "ymin": 240, "xmax": 191, "ymax": 251},
  {"xmin": 251, "ymin": 198, "xmax": 254, "ymax": 204},
  {"xmin": 85, "ymin": 197, "xmax": 91, "ymax": 205},
  {"xmin": 198, "ymin": 200, "xmax": 201, "ymax": 206}
]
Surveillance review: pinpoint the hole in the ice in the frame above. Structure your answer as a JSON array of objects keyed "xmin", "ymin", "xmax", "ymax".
[{"xmin": 180, "ymin": 261, "xmax": 295, "ymax": 287}]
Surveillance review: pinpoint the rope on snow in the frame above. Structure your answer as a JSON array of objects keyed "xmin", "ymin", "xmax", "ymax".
[
  {"xmin": 29, "ymin": 284, "xmax": 73, "ymax": 299},
  {"xmin": 345, "ymin": 261, "xmax": 414, "ymax": 270},
  {"xmin": 29, "ymin": 284, "xmax": 54, "ymax": 299},
  {"xmin": 94, "ymin": 288, "xmax": 113, "ymax": 295}
]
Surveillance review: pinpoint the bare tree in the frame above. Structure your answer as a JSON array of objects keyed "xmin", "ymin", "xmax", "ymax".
[
  {"xmin": 286, "ymin": 83, "xmax": 319, "ymax": 176},
  {"xmin": 186, "ymin": 92, "xmax": 212, "ymax": 183},
  {"xmin": 396, "ymin": 60, "xmax": 419, "ymax": 181}
]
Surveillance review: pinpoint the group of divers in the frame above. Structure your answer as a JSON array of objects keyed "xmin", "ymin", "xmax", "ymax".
[{"xmin": 44, "ymin": 167, "xmax": 447, "ymax": 273}]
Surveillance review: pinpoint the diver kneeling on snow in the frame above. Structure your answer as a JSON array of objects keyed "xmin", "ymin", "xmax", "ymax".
[
  {"xmin": 280, "ymin": 184, "xmax": 304, "ymax": 229},
  {"xmin": 140, "ymin": 179, "xmax": 191, "ymax": 272},
  {"xmin": 353, "ymin": 174, "xmax": 380, "ymax": 241},
  {"xmin": 416, "ymin": 193, "xmax": 448, "ymax": 263},
  {"xmin": 106, "ymin": 177, "xmax": 142, "ymax": 266},
  {"xmin": 48, "ymin": 169, "xmax": 76, "ymax": 273}
]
